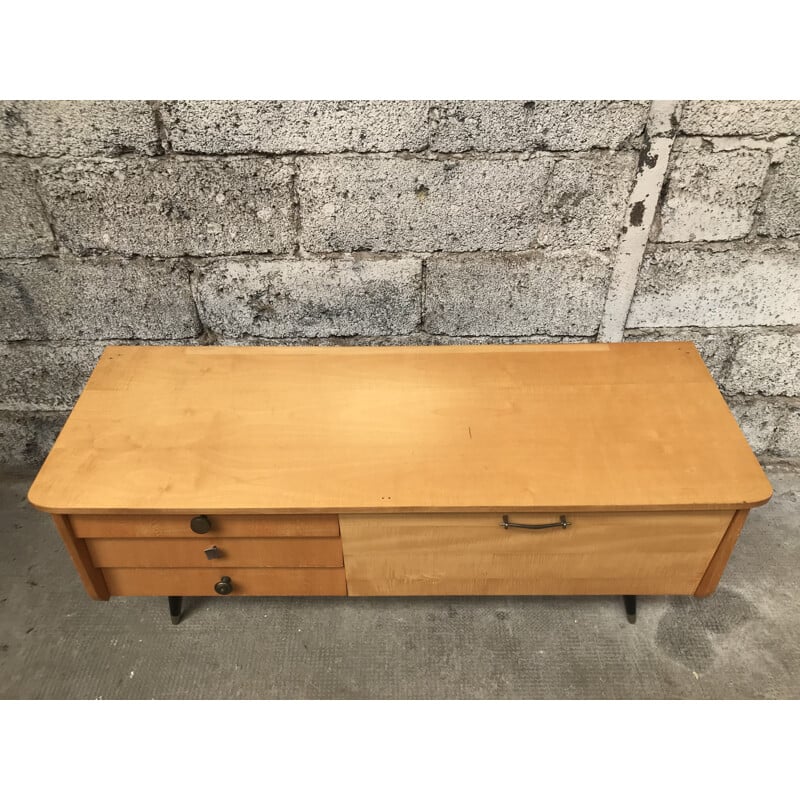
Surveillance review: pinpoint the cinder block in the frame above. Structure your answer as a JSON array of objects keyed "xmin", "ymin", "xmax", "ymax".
[
  {"xmin": 680, "ymin": 101, "xmax": 800, "ymax": 136},
  {"xmin": 724, "ymin": 332, "xmax": 800, "ymax": 396},
  {"xmin": 537, "ymin": 154, "xmax": 637, "ymax": 248},
  {"xmin": 298, "ymin": 154, "xmax": 635, "ymax": 252},
  {"xmin": 423, "ymin": 250, "xmax": 611, "ymax": 337},
  {"xmin": 0, "ymin": 101, "xmax": 160, "ymax": 156},
  {"xmin": 298, "ymin": 156, "xmax": 548, "ymax": 252},
  {"xmin": 162, "ymin": 101, "xmax": 429, "ymax": 154},
  {"xmin": 38, "ymin": 157, "xmax": 295, "ymax": 256},
  {"xmin": 770, "ymin": 404, "xmax": 800, "ymax": 458},
  {"xmin": 724, "ymin": 395, "xmax": 784, "ymax": 454},
  {"xmin": 429, "ymin": 101, "xmax": 648, "ymax": 151},
  {"xmin": 0, "ymin": 342, "xmax": 105, "ymax": 410},
  {"xmin": 758, "ymin": 144, "xmax": 800, "ymax": 238},
  {"xmin": 622, "ymin": 328, "xmax": 737, "ymax": 385},
  {"xmin": 0, "ymin": 410, "xmax": 68, "ymax": 467},
  {"xmin": 655, "ymin": 143, "xmax": 769, "ymax": 242},
  {"xmin": 0, "ymin": 256, "xmax": 200, "ymax": 340},
  {"xmin": 0, "ymin": 159, "xmax": 55, "ymax": 257},
  {"xmin": 627, "ymin": 245, "xmax": 800, "ymax": 328},
  {"xmin": 193, "ymin": 257, "xmax": 421, "ymax": 337}
]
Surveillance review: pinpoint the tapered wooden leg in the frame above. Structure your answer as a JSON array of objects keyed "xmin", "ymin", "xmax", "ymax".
[
  {"xmin": 168, "ymin": 596, "xmax": 183, "ymax": 625},
  {"xmin": 623, "ymin": 595, "xmax": 637, "ymax": 624}
]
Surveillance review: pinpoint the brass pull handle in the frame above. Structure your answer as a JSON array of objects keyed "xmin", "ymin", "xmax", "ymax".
[{"xmin": 501, "ymin": 515, "xmax": 570, "ymax": 530}]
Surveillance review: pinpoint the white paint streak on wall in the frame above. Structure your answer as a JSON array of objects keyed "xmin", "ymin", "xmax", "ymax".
[{"xmin": 598, "ymin": 101, "xmax": 682, "ymax": 342}]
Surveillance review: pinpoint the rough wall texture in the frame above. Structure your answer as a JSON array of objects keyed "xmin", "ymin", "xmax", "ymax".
[{"xmin": 1, "ymin": 100, "xmax": 798, "ymax": 465}]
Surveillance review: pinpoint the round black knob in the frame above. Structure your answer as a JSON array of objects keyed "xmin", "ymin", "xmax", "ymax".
[
  {"xmin": 190, "ymin": 515, "xmax": 211, "ymax": 534},
  {"xmin": 214, "ymin": 576, "xmax": 233, "ymax": 595}
]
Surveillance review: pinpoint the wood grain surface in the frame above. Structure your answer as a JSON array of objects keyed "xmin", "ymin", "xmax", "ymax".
[
  {"xmin": 28, "ymin": 343, "xmax": 772, "ymax": 513},
  {"xmin": 86, "ymin": 537, "xmax": 344, "ymax": 568},
  {"xmin": 695, "ymin": 509, "xmax": 750, "ymax": 597},
  {"xmin": 70, "ymin": 513, "xmax": 340, "ymax": 539},
  {"xmin": 101, "ymin": 567, "xmax": 347, "ymax": 596},
  {"xmin": 340, "ymin": 510, "xmax": 733, "ymax": 596},
  {"xmin": 51, "ymin": 515, "xmax": 109, "ymax": 600}
]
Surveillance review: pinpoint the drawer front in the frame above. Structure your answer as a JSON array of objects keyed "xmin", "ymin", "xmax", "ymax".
[
  {"xmin": 86, "ymin": 537, "xmax": 344, "ymax": 568},
  {"xmin": 339, "ymin": 511, "xmax": 734, "ymax": 596},
  {"xmin": 102, "ymin": 567, "xmax": 347, "ymax": 596},
  {"xmin": 70, "ymin": 514, "xmax": 340, "ymax": 539}
]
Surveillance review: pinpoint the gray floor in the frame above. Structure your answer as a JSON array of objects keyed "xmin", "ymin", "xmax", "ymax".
[{"xmin": 1, "ymin": 466, "xmax": 798, "ymax": 699}]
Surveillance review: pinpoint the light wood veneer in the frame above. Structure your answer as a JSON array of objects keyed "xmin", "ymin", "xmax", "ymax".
[
  {"xmin": 70, "ymin": 514, "xmax": 340, "ymax": 539},
  {"xmin": 28, "ymin": 343, "xmax": 771, "ymax": 514},
  {"xmin": 28, "ymin": 343, "xmax": 772, "ymax": 610},
  {"xmin": 102, "ymin": 568, "xmax": 347, "ymax": 597},
  {"xmin": 339, "ymin": 511, "xmax": 733, "ymax": 595},
  {"xmin": 86, "ymin": 538, "xmax": 344, "ymax": 568}
]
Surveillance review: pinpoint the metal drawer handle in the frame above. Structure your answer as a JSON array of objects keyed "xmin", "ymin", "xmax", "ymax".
[
  {"xmin": 204, "ymin": 545, "xmax": 222, "ymax": 560},
  {"xmin": 501, "ymin": 515, "xmax": 570, "ymax": 530},
  {"xmin": 190, "ymin": 515, "xmax": 212, "ymax": 534}
]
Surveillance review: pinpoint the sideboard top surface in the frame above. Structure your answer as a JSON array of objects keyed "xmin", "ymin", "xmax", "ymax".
[{"xmin": 27, "ymin": 343, "xmax": 772, "ymax": 514}]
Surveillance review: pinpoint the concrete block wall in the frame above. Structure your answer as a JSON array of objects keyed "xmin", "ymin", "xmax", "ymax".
[{"xmin": 1, "ymin": 100, "xmax": 798, "ymax": 465}]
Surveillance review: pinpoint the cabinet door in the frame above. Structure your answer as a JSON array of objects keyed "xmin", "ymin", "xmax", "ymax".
[{"xmin": 339, "ymin": 511, "xmax": 734, "ymax": 596}]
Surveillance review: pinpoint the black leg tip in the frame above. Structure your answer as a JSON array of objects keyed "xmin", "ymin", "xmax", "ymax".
[
  {"xmin": 623, "ymin": 595, "xmax": 637, "ymax": 624},
  {"xmin": 168, "ymin": 596, "xmax": 183, "ymax": 625}
]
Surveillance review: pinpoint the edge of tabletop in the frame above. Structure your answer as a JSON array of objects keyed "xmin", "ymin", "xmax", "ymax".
[{"xmin": 26, "ymin": 496, "xmax": 775, "ymax": 516}]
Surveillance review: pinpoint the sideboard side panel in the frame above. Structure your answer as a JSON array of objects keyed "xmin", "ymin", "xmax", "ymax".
[
  {"xmin": 694, "ymin": 509, "xmax": 749, "ymax": 597},
  {"xmin": 51, "ymin": 514, "xmax": 110, "ymax": 600}
]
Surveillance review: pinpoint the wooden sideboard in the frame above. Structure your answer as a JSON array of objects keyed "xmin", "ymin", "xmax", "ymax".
[{"xmin": 27, "ymin": 343, "xmax": 772, "ymax": 624}]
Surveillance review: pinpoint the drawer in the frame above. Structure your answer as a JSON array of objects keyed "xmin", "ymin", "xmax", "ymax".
[
  {"xmin": 86, "ymin": 537, "xmax": 344, "ymax": 568},
  {"xmin": 339, "ymin": 510, "xmax": 734, "ymax": 596},
  {"xmin": 102, "ymin": 567, "xmax": 347, "ymax": 596},
  {"xmin": 70, "ymin": 513, "xmax": 340, "ymax": 539}
]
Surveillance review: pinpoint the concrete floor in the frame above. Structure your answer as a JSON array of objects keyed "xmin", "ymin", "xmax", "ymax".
[{"xmin": 1, "ymin": 466, "xmax": 798, "ymax": 699}]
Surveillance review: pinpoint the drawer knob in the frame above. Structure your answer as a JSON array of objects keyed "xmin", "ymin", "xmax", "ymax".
[
  {"xmin": 190, "ymin": 515, "xmax": 212, "ymax": 534},
  {"xmin": 214, "ymin": 576, "xmax": 233, "ymax": 595}
]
